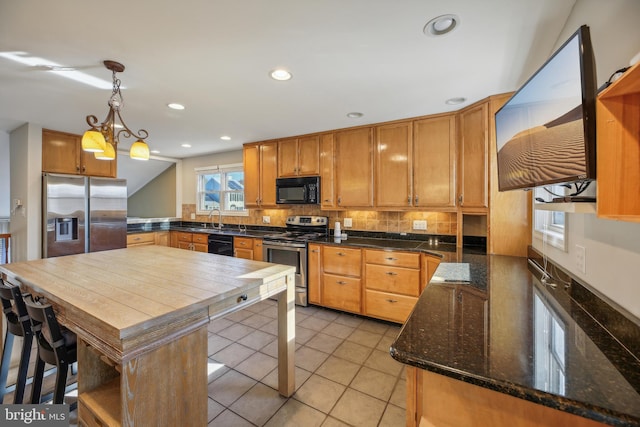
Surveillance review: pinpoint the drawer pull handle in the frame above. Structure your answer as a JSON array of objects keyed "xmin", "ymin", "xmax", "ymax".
[
  {"xmin": 237, "ymin": 294, "xmax": 248, "ymax": 303},
  {"xmin": 386, "ymin": 299, "xmax": 398, "ymax": 303},
  {"xmin": 386, "ymin": 271, "xmax": 397, "ymax": 276},
  {"xmin": 337, "ymin": 281, "xmax": 348, "ymax": 285},
  {"xmin": 337, "ymin": 252, "xmax": 346, "ymax": 256},
  {"xmin": 385, "ymin": 257, "xmax": 398, "ymax": 261}
]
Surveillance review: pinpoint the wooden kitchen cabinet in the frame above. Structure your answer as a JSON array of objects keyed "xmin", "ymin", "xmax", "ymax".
[
  {"xmin": 375, "ymin": 122, "xmax": 413, "ymax": 208},
  {"xmin": 233, "ymin": 236, "xmax": 263, "ymax": 261},
  {"xmin": 243, "ymin": 141, "xmax": 278, "ymax": 208},
  {"xmin": 319, "ymin": 134, "xmax": 336, "ymax": 209},
  {"xmin": 322, "ymin": 246, "xmax": 362, "ymax": 313},
  {"xmin": 278, "ymin": 135, "xmax": 320, "ymax": 177},
  {"xmin": 413, "ymin": 115, "xmax": 457, "ymax": 208},
  {"xmin": 596, "ymin": 62, "xmax": 640, "ymax": 221},
  {"xmin": 334, "ymin": 127, "xmax": 374, "ymax": 208},
  {"xmin": 307, "ymin": 243, "xmax": 322, "ymax": 305},
  {"xmin": 364, "ymin": 249, "xmax": 421, "ymax": 323},
  {"xmin": 234, "ymin": 236, "xmax": 253, "ymax": 259},
  {"xmin": 422, "ymin": 253, "xmax": 441, "ymax": 293},
  {"xmin": 173, "ymin": 231, "xmax": 207, "ymax": 252},
  {"xmin": 155, "ymin": 231, "xmax": 169, "ymax": 246},
  {"xmin": 127, "ymin": 232, "xmax": 156, "ymax": 247},
  {"xmin": 42, "ymin": 129, "xmax": 116, "ymax": 177},
  {"xmin": 458, "ymin": 103, "xmax": 489, "ymax": 211}
]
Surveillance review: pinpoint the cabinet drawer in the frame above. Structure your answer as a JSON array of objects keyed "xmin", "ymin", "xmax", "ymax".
[
  {"xmin": 176, "ymin": 232, "xmax": 193, "ymax": 243},
  {"xmin": 178, "ymin": 241, "xmax": 192, "ymax": 250},
  {"xmin": 193, "ymin": 243, "xmax": 208, "ymax": 253},
  {"xmin": 126, "ymin": 232, "xmax": 155, "ymax": 246},
  {"xmin": 365, "ymin": 290, "xmax": 417, "ymax": 323},
  {"xmin": 192, "ymin": 233, "xmax": 208, "ymax": 244},
  {"xmin": 322, "ymin": 273, "xmax": 361, "ymax": 313},
  {"xmin": 323, "ymin": 246, "xmax": 361, "ymax": 276},
  {"xmin": 365, "ymin": 249, "xmax": 420, "ymax": 268},
  {"xmin": 365, "ymin": 264, "xmax": 420, "ymax": 296},
  {"xmin": 234, "ymin": 237, "xmax": 253, "ymax": 249}
]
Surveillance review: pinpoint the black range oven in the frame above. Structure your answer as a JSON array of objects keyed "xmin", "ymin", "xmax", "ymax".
[{"xmin": 262, "ymin": 215, "xmax": 328, "ymax": 306}]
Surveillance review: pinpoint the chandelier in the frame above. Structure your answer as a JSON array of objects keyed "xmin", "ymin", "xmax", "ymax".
[{"xmin": 81, "ymin": 60, "xmax": 150, "ymax": 161}]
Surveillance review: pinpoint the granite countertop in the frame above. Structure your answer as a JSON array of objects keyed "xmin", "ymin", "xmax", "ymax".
[{"xmin": 390, "ymin": 253, "xmax": 640, "ymax": 426}]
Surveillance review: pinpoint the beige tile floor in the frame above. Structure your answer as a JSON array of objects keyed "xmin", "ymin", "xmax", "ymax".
[
  {"xmin": 5, "ymin": 300, "xmax": 406, "ymax": 426},
  {"xmin": 206, "ymin": 299, "xmax": 407, "ymax": 426}
]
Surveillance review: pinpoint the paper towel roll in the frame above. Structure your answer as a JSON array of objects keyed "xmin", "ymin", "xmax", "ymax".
[{"xmin": 334, "ymin": 221, "xmax": 341, "ymax": 237}]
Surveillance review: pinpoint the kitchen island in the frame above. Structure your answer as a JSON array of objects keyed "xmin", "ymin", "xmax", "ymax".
[
  {"xmin": 391, "ymin": 251, "xmax": 640, "ymax": 427},
  {"xmin": 0, "ymin": 246, "xmax": 296, "ymax": 426}
]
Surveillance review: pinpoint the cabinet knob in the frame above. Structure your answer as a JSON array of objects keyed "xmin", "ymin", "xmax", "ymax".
[
  {"xmin": 324, "ymin": 199, "xmax": 330, "ymax": 203},
  {"xmin": 337, "ymin": 252, "xmax": 346, "ymax": 256},
  {"xmin": 415, "ymin": 195, "xmax": 419, "ymax": 203},
  {"xmin": 458, "ymin": 195, "xmax": 463, "ymax": 204},
  {"xmin": 385, "ymin": 257, "xmax": 397, "ymax": 261},
  {"xmin": 337, "ymin": 280, "xmax": 348, "ymax": 285},
  {"xmin": 407, "ymin": 196, "xmax": 411, "ymax": 204},
  {"xmin": 385, "ymin": 271, "xmax": 398, "ymax": 276},
  {"xmin": 386, "ymin": 299, "xmax": 398, "ymax": 303},
  {"xmin": 311, "ymin": 249, "xmax": 318, "ymax": 253},
  {"xmin": 337, "ymin": 196, "xmax": 341, "ymax": 205}
]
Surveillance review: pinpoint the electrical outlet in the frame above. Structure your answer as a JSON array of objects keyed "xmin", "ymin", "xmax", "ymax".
[
  {"xmin": 575, "ymin": 245, "xmax": 586, "ymax": 274},
  {"xmin": 262, "ymin": 216, "xmax": 270, "ymax": 224},
  {"xmin": 344, "ymin": 218, "xmax": 353, "ymax": 227},
  {"xmin": 412, "ymin": 220, "xmax": 427, "ymax": 230},
  {"xmin": 190, "ymin": 213, "xmax": 196, "ymax": 220}
]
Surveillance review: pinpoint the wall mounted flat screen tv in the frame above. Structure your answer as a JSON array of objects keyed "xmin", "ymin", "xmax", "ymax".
[{"xmin": 495, "ymin": 25, "xmax": 597, "ymax": 192}]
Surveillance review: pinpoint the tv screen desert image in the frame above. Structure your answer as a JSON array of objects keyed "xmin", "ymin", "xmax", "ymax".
[{"xmin": 495, "ymin": 35, "xmax": 587, "ymax": 191}]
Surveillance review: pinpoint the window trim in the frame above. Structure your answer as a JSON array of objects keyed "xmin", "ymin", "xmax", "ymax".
[{"xmin": 195, "ymin": 163, "xmax": 248, "ymax": 217}]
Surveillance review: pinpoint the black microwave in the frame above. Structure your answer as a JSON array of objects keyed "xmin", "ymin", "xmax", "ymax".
[{"xmin": 276, "ymin": 176, "xmax": 320, "ymax": 204}]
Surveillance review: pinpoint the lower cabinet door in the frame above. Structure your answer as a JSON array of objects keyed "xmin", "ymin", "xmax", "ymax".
[
  {"xmin": 322, "ymin": 273, "xmax": 361, "ymax": 313},
  {"xmin": 365, "ymin": 290, "xmax": 417, "ymax": 323}
]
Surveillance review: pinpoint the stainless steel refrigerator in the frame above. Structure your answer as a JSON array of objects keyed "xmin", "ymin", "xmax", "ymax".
[{"xmin": 43, "ymin": 173, "xmax": 127, "ymax": 258}]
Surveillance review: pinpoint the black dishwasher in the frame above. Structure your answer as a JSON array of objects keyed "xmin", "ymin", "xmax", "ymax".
[{"xmin": 208, "ymin": 234, "xmax": 234, "ymax": 257}]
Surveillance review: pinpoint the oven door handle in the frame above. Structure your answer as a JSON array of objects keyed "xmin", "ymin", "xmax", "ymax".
[{"xmin": 263, "ymin": 242, "xmax": 306, "ymax": 250}]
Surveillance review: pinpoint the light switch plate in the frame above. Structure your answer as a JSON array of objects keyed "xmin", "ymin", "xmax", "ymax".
[
  {"xmin": 412, "ymin": 220, "xmax": 427, "ymax": 230},
  {"xmin": 344, "ymin": 218, "xmax": 353, "ymax": 227}
]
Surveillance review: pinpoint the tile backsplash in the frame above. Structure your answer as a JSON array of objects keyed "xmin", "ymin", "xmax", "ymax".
[{"xmin": 182, "ymin": 204, "xmax": 457, "ymax": 235}]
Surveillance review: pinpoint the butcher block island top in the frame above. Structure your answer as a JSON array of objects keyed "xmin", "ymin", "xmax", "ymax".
[{"xmin": 0, "ymin": 246, "xmax": 296, "ymax": 426}]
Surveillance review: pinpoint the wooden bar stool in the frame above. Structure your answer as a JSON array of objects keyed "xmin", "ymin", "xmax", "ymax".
[
  {"xmin": 0, "ymin": 278, "xmax": 34, "ymax": 404},
  {"xmin": 24, "ymin": 295, "xmax": 77, "ymax": 405}
]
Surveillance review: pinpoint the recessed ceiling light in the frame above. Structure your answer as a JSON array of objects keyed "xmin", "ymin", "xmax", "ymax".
[
  {"xmin": 220, "ymin": 136, "xmax": 231, "ymax": 141},
  {"xmin": 423, "ymin": 14, "xmax": 460, "ymax": 37},
  {"xmin": 181, "ymin": 143, "xmax": 191, "ymax": 148},
  {"xmin": 168, "ymin": 103, "xmax": 185, "ymax": 110},
  {"xmin": 445, "ymin": 97, "xmax": 467, "ymax": 105},
  {"xmin": 270, "ymin": 68, "xmax": 292, "ymax": 81},
  {"xmin": 346, "ymin": 112, "xmax": 363, "ymax": 118}
]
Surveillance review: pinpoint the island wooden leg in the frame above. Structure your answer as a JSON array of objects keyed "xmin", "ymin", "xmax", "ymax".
[{"xmin": 277, "ymin": 272, "xmax": 295, "ymax": 397}]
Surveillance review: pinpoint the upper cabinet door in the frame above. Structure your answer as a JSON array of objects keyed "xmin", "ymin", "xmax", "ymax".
[
  {"xmin": 278, "ymin": 138, "xmax": 298, "ymax": 177},
  {"xmin": 335, "ymin": 127, "xmax": 373, "ymax": 207},
  {"xmin": 320, "ymin": 133, "xmax": 336, "ymax": 209},
  {"xmin": 260, "ymin": 141, "xmax": 278, "ymax": 207},
  {"xmin": 43, "ymin": 129, "xmax": 81, "ymax": 174},
  {"xmin": 297, "ymin": 135, "xmax": 320, "ymax": 176},
  {"xmin": 243, "ymin": 143, "xmax": 261, "ymax": 208},
  {"xmin": 458, "ymin": 103, "xmax": 488, "ymax": 210},
  {"xmin": 375, "ymin": 122, "xmax": 412, "ymax": 208},
  {"xmin": 413, "ymin": 115, "xmax": 456, "ymax": 208}
]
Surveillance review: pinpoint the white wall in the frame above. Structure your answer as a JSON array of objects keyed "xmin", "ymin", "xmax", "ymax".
[
  {"xmin": 532, "ymin": 0, "xmax": 640, "ymax": 320},
  {"xmin": 9, "ymin": 123, "xmax": 42, "ymax": 261},
  {"xmin": 0, "ymin": 131, "xmax": 9, "ymax": 218}
]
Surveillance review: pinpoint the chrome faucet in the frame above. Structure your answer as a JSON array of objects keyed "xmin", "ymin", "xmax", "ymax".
[{"xmin": 208, "ymin": 208, "xmax": 223, "ymax": 230}]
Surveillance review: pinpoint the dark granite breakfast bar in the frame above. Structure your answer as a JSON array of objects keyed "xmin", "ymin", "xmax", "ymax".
[{"xmin": 391, "ymin": 250, "xmax": 640, "ymax": 426}]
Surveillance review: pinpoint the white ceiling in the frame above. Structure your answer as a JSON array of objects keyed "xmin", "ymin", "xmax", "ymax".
[{"xmin": 0, "ymin": 0, "xmax": 576, "ymax": 160}]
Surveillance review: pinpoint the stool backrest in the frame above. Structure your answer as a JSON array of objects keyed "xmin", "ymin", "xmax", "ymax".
[
  {"xmin": 0, "ymin": 279, "xmax": 30, "ymax": 336},
  {"xmin": 23, "ymin": 296, "xmax": 68, "ymax": 365}
]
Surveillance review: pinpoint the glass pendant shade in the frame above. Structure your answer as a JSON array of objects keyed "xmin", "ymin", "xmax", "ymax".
[
  {"xmin": 94, "ymin": 142, "xmax": 116, "ymax": 160},
  {"xmin": 130, "ymin": 140, "xmax": 150, "ymax": 160},
  {"xmin": 82, "ymin": 130, "xmax": 106, "ymax": 152}
]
